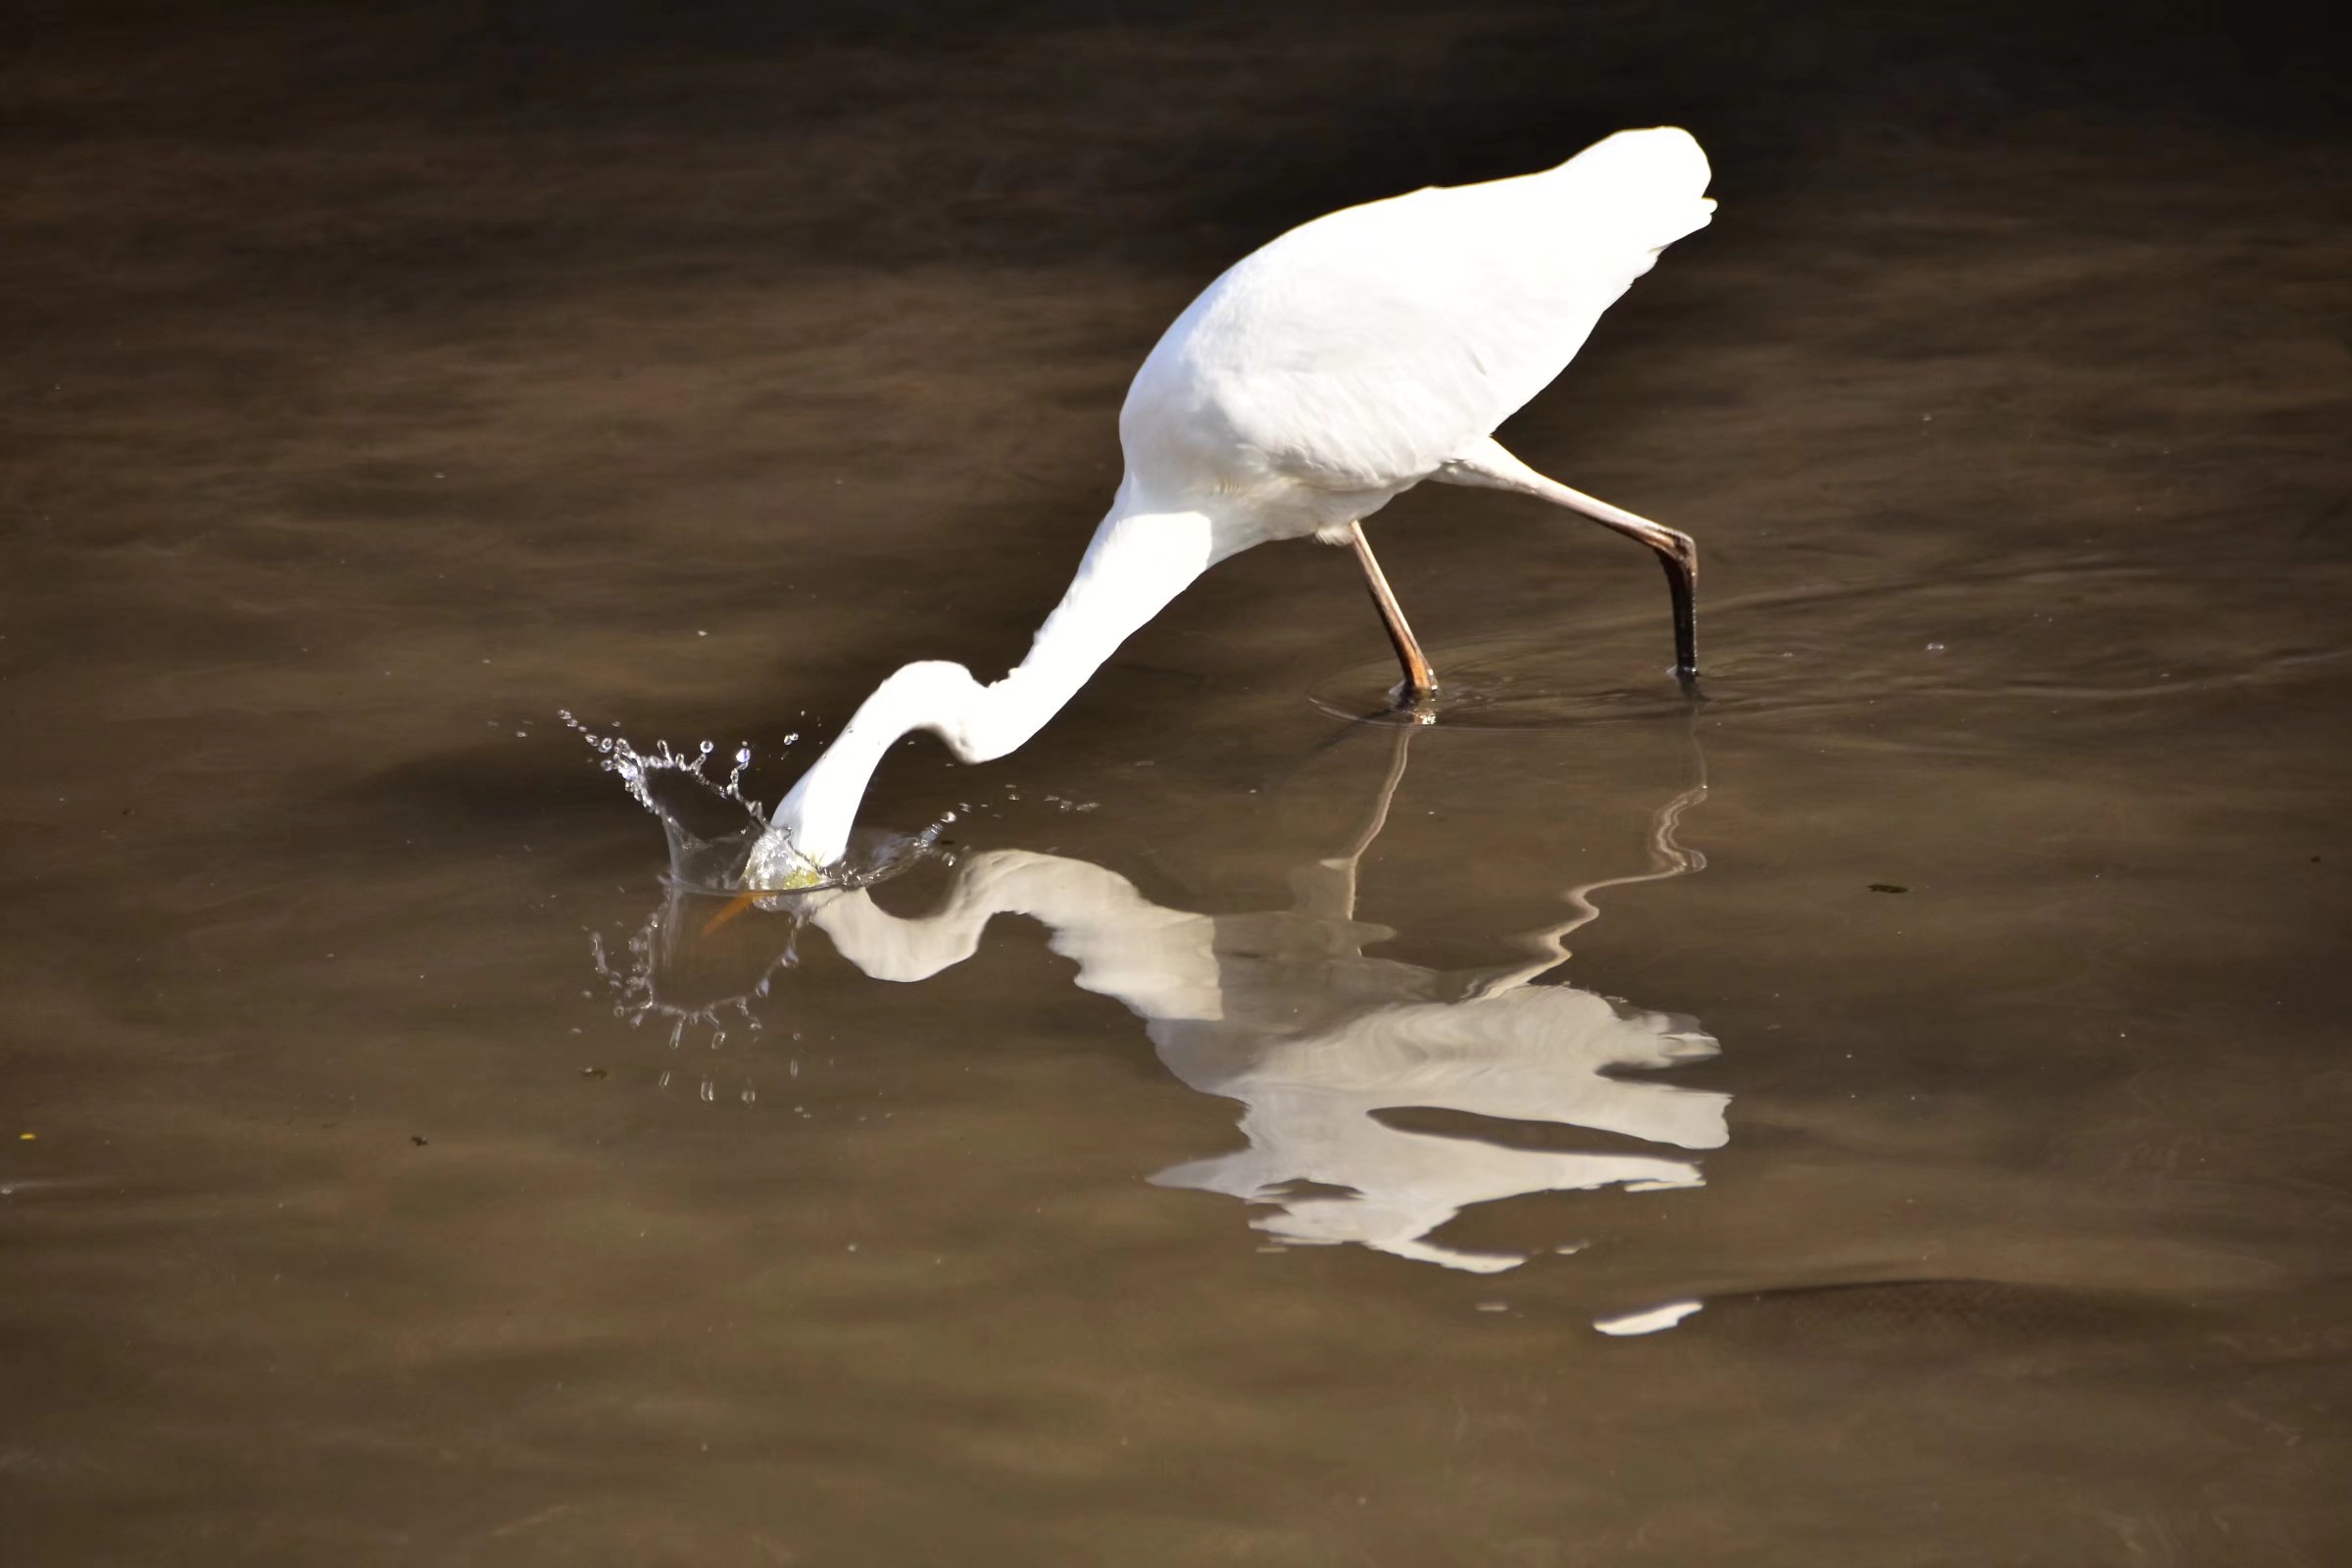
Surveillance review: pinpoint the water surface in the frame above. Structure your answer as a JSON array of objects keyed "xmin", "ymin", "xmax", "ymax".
[{"xmin": 4, "ymin": 3, "xmax": 2349, "ymax": 1563}]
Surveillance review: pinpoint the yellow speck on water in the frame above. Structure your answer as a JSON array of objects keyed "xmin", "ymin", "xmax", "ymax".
[{"xmin": 18, "ymin": 1132, "xmax": 34, "ymax": 1141}]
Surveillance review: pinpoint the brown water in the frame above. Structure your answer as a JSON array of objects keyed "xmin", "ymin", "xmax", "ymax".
[{"xmin": 6, "ymin": 3, "xmax": 2350, "ymax": 1562}]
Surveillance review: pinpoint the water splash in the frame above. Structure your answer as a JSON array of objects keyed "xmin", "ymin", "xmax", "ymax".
[
  {"xmin": 559, "ymin": 710, "xmax": 779, "ymax": 822},
  {"xmin": 586, "ymin": 901, "xmax": 778, "ymax": 1103},
  {"xmin": 560, "ymin": 710, "xmax": 950, "ymax": 893},
  {"xmin": 565, "ymin": 711, "xmax": 956, "ymax": 1102},
  {"xmin": 590, "ymin": 906, "xmax": 776, "ymax": 1052}
]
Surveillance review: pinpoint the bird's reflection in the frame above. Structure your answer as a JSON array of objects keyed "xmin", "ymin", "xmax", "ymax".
[{"xmin": 606, "ymin": 727, "xmax": 1725, "ymax": 1273}]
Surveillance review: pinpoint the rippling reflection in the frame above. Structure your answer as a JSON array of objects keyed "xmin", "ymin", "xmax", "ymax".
[{"xmin": 605, "ymin": 726, "xmax": 1724, "ymax": 1271}]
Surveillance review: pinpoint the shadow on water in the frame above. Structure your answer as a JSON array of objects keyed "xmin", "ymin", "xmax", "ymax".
[{"xmin": 596, "ymin": 722, "xmax": 1730, "ymax": 1285}]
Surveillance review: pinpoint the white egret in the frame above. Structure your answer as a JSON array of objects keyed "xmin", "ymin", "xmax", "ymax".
[{"xmin": 750, "ymin": 126, "xmax": 1715, "ymax": 883}]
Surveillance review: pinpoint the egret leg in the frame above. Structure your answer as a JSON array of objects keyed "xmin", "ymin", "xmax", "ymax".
[
  {"xmin": 1348, "ymin": 521, "xmax": 1440, "ymax": 711},
  {"xmin": 1435, "ymin": 436, "xmax": 1700, "ymax": 678}
]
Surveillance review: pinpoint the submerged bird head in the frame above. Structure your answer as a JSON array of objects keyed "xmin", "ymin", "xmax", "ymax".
[{"xmin": 741, "ymin": 829, "xmax": 830, "ymax": 892}]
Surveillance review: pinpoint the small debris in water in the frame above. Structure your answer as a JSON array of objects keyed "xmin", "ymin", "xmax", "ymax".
[
  {"xmin": 580, "ymin": 1066, "xmax": 610, "ymax": 1079},
  {"xmin": 1869, "ymin": 883, "xmax": 1909, "ymax": 894},
  {"xmin": 410, "ymin": 1135, "xmax": 429, "ymax": 1147}
]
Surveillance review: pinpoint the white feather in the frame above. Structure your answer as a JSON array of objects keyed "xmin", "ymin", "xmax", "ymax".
[{"xmin": 752, "ymin": 127, "xmax": 1714, "ymax": 877}]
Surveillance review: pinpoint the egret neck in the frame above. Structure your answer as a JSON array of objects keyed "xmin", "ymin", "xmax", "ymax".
[{"xmin": 748, "ymin": 494, "xmax": 1221, "ymax": 881}]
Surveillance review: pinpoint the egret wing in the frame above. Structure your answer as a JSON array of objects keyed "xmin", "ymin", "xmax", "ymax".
[{"xmin": 1126, "ymin": 127, "xmax": 1713, "ymax": 492}]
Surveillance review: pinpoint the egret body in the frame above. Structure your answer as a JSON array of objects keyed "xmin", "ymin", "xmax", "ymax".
[{"xmin": 750, "ymin": 126, "xmax": 1715, "ymax": 883}]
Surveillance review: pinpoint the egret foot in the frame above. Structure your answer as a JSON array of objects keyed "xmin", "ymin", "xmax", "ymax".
[{"xmin": 1386, "ymin": 682, "xmax": 1441, "ymax": 725}]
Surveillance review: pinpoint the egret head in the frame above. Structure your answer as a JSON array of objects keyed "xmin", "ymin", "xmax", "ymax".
[{"xmin": 741, "ymin": 830, "xmax": 829, "ymax": 891}]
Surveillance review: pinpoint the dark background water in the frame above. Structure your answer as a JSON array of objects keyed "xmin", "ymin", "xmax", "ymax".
[{"xmin": 4, "ymin": 2, "xmax": 2349, "ymax": 1563}]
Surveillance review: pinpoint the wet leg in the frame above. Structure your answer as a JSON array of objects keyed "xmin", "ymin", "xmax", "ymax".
[
  {"xmin": 1436, "ymin": 436, "xmax": 1699, "ymax": 678},
  {"xmin": 1348, "ymin": 520, "xmax": 1439, "ymax": 712}
]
